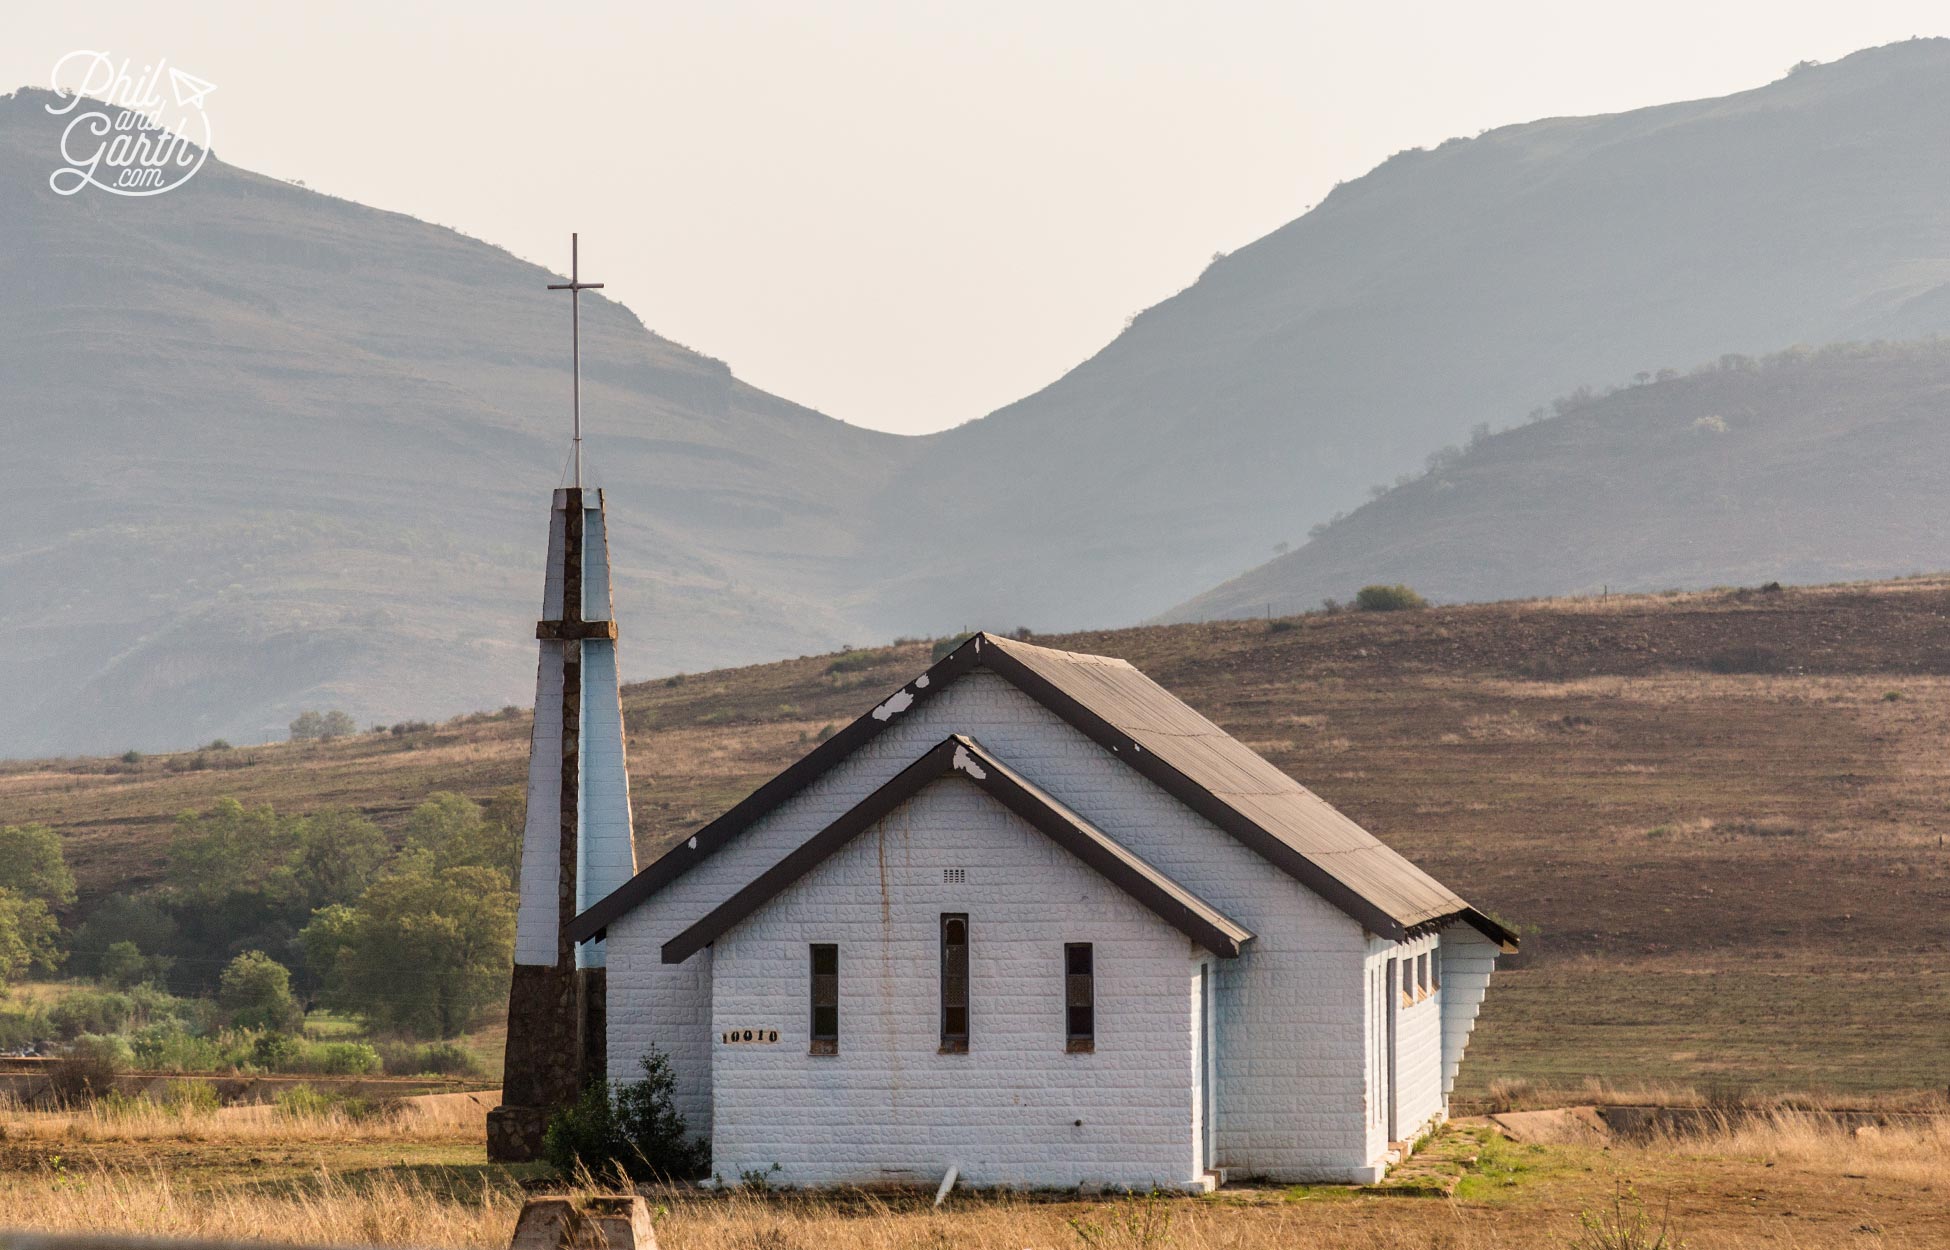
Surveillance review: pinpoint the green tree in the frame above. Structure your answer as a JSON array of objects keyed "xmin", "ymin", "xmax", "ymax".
[
  {"xmin": 405, "ymin": 792, "xmax": 519, "ymax": 878},
  {"xmin": 289, "ymin": 710, "xmax": 357, "ymax": 742},
  {"xmin": 69, "ymin": 896, "xmax": 178, "ymax": 979},
  {"xmin": 301, "ymin": 856, "xmax": 515, "ymax": 1037},
  {"xmin": 167, "ymin": 799, "xmax": 296, "ymax": 906},
  {"xmin": 98, "ymin": 940, "xmax": 153, "ymax": 988},
  {"xmin": 0, "ymin": 889, "xmax": 63, "ymax": 987},
  {"xmin": 290, "ymin": 809, "xmax": 391, "ymax": 911},
  {"xmin": 218, "ymin": 950, "xmax": 302, "ymax": 1032},
  {"xmin": 0, "ymin": 823, "xmax": 76, "ymax": 906},
  {"xmin": 295, "ymin": 903, "xmax": 360, "ymax": 993}
]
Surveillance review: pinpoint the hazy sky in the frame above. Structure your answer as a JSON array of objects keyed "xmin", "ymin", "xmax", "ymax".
[{"xmin": 8, "ymin": 3, "xmax": 1948, "ymax": 434}]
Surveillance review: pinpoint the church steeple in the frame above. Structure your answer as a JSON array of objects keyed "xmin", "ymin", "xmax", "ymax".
[{"xmin": 487, "ymin": 241, "xmax": 639, "ymax": 1163}]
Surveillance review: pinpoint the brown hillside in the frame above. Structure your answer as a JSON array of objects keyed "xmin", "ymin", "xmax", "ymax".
[{"xmin": 5, "ymin": 577, "xmax": 1949, "ymax": 1099}]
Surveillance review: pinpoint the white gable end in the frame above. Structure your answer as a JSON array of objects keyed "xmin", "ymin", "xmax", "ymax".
[{"xmin": 709, "ymin": 777, "xmax": 1206, "ymax": 1189}]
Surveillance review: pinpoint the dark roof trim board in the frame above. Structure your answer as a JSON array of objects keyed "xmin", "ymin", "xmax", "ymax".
[
  {"xmin": 568, "ymin": 632, "xmax": 1516, "ymax": 951},
  {"xmin": 568, "ymin": 637, "xmax": 985, "ymax": 942},
  {"xmin": 659, "ymin": 735, "xmax": 1255, "ymax": 964}
]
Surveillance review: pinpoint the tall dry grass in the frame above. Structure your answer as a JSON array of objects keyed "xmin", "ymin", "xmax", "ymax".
[
  {"xmin": 0, "ymin": 1164, "xmax": 517, "ymax": 1247},
  {"xmin": 1649, "ymin": 1108, "xmax": 1950, "ymax": 1186},
  {"xmin": 0, "ymin": 1090, "xmax": 492, "ymax": 1143},
  {"xmin": 0, "ymin": 1110, "xmax": 1942, "ymax": 1249}
]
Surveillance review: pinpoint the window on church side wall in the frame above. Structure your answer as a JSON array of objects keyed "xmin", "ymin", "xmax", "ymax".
[
  {"xmin": 810, "ymin": 943, "xmax": 838, "ymax": 1054},
  {"xmin": 1065, "ymin": 943, "xmax": 1094, "ymax": 1052},
  {"xmin": 940, "ymin": 914, "xmax": 969, "ymax": 1052}
]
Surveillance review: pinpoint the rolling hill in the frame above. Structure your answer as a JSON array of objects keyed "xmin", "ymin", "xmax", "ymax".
[
  {"xmin": 6, "ymin": 578, "xmax": 1950, "ymax": 1098},
  {"xmin": 1160, "ymin": 341, "xmax": 1950, "ymax": 621}
]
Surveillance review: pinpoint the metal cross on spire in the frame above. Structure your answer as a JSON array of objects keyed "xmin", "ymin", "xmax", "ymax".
[{"xmin": 546, "ymin": 233, "xmax": 604, "ymax": 488}]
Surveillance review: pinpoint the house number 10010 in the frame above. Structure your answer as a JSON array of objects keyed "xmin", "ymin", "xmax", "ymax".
[{"xmin": 721, "ymin": 1029, "xmax": 780, "ymax": 1044}]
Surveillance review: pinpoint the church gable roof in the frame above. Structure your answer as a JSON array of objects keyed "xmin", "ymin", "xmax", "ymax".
[
  {"xmin": 568, "ymin": 632, "xmax": 1516, "ymax": 951},
  {"xmin": 659, "ymin": 734, "xmax": 1255, "ymax": 964}
]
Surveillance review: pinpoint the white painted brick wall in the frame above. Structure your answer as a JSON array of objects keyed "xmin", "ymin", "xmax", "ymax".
[
  {"xmin": 1394, "ymin": 939, "xmax": 1445, "ymax": 1136},
  {"xmin": 709, "ymin": 780, "xmax": 1201, "ymax": 1190},
  {"xmin": 1360, "ymin": 933, "xmax": 1449, "ymax": 1164},
  {"xmin": 606, "ymin": 672, "xmax": 1392, "ymax": 1182}
]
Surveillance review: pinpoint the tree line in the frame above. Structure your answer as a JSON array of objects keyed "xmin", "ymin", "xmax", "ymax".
[{"xmin": 3, "ymin": 788, "xmax": 521, "ymax": 1042}]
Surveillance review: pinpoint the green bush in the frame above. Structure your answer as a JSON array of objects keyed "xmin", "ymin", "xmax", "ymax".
[
  {"xmin": 0, "ymin": 1008, "xmax": 47, "ymax": 1053},
  {"xmin": 543, "ymin": 1048, "xmax": 708, "ymax": 1181},
  {"xmin": 930, "ymin": 632, "xmax": 975, "ymax": 662},
  {"xmin": 48, "ymin": 990, "xmax": 135, "ymax": 1039},
  {"xmin": 1354, "ymin": 583, "xmax": 1428, "ymax": 612},
  {"xmin": 249, "ymin": 1032, "xmax": 380, "ymax": 1075},
  {"xmin": 823, "ymin": 649, "xmax": 888, "ymax": 675},
  {"xmin": 377, "ymin": 1039, "xmax": 481, "ymax": 1076},
  {"xmin": 158, "ymin": 1079, "xmax": 221, "ymax": 1115},
  {"xmin": 307, "ymin": 1041, "xmax": 381, "ymax": 1075},
  {"xmin": 53, "ymin": 1034, "xmax": 132, "ymax": 1103},
  {"xmin": 272, "ymin": 1083, "xmax": 336, "ymax": 1119},
  {"xmin": 128, "ymin": 1021, "xmax": 228, "ymax": 1072},
  {"xmin": 218, "ymin": 951, "xmax": 303, "ymax": 1032},
  {"xmin": 252, "ymin": 1031, "xmax": 301, "ymax": 1070},
  {"xmin": 273, "ymin": 1083, "xmax": 385, "ymax": 1122}
]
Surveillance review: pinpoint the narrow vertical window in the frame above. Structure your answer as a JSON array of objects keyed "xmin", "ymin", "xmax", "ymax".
[
  {"xmin": 940, "ymin": 913, "xmax": 969, "ymax": 1052},
  {"xmin": 810, "ymin": 943, "xmax": 838, "ymax": 1054},
  {"xmin": 1065, "ymin": 943, "xmax": 1095, "ymax": 1052}
]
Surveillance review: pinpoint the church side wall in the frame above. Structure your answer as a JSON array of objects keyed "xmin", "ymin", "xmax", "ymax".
[
  {"xmin": 602, "ymin": 672, "xmax": 1373, "ymax": 1179},
  {"xmin": 709, "ymin": 781, "xmax": 1201, "ymax": 1190},
  {"xmin": 1361, "ymin": 932, "xmax": 1447, "ymax": 1169}
]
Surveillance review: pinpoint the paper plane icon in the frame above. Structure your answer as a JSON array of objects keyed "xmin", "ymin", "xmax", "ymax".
[{"xmin": 168, "ymin": 68, "xmax": 217, "ymax": 109}]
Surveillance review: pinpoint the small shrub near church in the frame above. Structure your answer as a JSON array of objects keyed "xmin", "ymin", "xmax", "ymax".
[{"xmin": 543, "ymin": 1047, "xmax": 708, "ymax": 1181}]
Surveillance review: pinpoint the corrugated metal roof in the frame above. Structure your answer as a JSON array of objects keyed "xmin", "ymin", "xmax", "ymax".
[{"xmin": 983, "ymin": 635, "xmax": 1494, "ymax": 938}]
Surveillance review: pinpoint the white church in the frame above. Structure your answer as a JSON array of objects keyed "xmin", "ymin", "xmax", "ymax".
[{"xmin": 490, "ymin": 245, "xmax": 1515, "ymax": 1188}]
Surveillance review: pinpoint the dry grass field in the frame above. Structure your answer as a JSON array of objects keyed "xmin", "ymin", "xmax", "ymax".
[
  {"xmin": 0, "ymin": 1101, "xmax": 1943, "ymax": 1248},
  {"xmin": 4, "ymin": 576, "xmax": 1949, "ymax": 1105}
]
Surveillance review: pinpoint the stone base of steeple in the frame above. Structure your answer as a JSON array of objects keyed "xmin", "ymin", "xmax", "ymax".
[{"xmin": 489, "ymin": 963, "xmax": 607, "ymax": 1162}]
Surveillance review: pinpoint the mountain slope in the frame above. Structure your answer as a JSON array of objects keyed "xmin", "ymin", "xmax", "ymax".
[
  {"xmin": 864, "ymin": 39, "xmax": 1950, "ymax": 635},
  {"xmin": 1159, "ymin": 341, "xmax": 1950, "ymax": 620},
  {"xmin": 17, "ymin": 41, "xmax": 1950, "ymax": 755},
  {"xmin": 0, "ymin": 88, "xmax": 920, "ymax": 756}
]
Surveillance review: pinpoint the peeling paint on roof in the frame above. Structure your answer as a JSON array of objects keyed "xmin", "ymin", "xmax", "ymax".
[
  {"xmin": 950, "ymin": 743, "xmax": 988, "ymax": 780},
  {"xmin": 915, "ymin": 674, "xmax": 930, "ymax": 688},
  {"xmin": 871, "ymin": 689, "xmax": 915, "ymax": 721}
]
